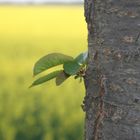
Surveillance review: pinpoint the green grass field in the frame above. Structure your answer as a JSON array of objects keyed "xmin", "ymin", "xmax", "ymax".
[{"xmin": 0, "ymin": 5, "xmax": 87, "ymax": 140}]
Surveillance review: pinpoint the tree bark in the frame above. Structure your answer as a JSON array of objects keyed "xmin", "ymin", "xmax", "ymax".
[{"xmin": 83, "ymin": 0, "xmax": 140, "ymax": 140}]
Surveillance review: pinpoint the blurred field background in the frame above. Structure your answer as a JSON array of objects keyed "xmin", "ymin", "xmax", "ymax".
[{"xmin": 0, "ymin": 5, "xmax": 87, "ymax": 140}]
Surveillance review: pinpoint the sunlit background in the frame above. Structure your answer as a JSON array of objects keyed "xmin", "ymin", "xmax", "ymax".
[
  {"xmin": 0, "ymin": 0, "xmax": 83, "ymax": 3},
  {"xmin": 0, "ymin": 0, "xmax": 87, "ymax": 140}
]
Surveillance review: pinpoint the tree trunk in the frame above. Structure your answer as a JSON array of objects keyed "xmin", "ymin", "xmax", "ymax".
[{"xmin": 83, "ymin": 0, "xmax": 140, "ymax": 140}]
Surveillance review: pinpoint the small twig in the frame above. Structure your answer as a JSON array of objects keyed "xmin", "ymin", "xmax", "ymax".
[{"xmin": 135, "ymin": 30, "xmax": 140, "ymax": 43}]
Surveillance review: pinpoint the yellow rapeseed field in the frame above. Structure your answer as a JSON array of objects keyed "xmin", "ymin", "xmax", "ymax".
[{"xmin": 0, "ymin": 5, "xmax": 87, "ymax": 140}]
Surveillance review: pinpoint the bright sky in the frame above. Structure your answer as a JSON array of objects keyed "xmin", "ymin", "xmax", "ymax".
[{"xmin": 0, "ymin": 0, "xmax": 83, "ymax": 3}]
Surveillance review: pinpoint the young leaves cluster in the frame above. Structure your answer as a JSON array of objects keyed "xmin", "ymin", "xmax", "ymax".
[{"xmin": 30, "ymin": 52, "xmax": 88, "ymax": 87}]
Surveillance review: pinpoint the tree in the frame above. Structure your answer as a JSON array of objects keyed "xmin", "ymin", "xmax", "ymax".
[{"xmin": 83, "ymin": 0, "xmax": 140, "ymax": 140}]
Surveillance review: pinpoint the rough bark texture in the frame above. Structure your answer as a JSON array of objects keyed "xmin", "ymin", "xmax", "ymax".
[{"xmin": 83, "ymin": 0, "xmax": 140, "ymax": 140}]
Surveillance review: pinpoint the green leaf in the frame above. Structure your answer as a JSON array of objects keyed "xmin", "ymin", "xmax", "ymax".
[
  {"xmin": 30, "ymin": 70, "xmax": 63, "ymax": 87},
  {"xmin": 33, "ymin": 53, "xmax": 73, "ymax": 76},
  {"xmin": 63, "ymin": 61, "xmax": 81, "ymax": 75},
  {"xmin": 56, "ymin": 71, "xmax": 70, "ymax": 86},
  {"xmin": 75, "ymin": 52, "xmax": 88, "ymax": 65}
]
